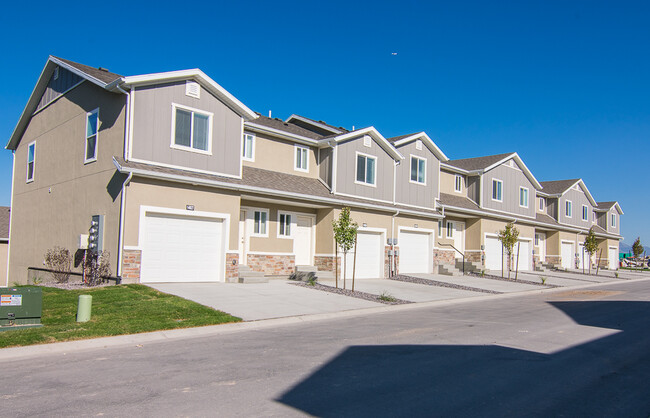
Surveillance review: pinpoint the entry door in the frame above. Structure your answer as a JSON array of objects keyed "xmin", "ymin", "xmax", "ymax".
[
  {"xmin": 294, "ymin": 216, "xmax": 313, "ymax": 266},
  {"xmin": 608, "ymin": 247, "xmax": 618, "ymax": 270},
  {"xmin": 452, "ymin": 222, "xmax": 465, "ymax": 259},
  {"xmin": 535, "ymin": 233, "xmax": 546, "ymax": 262},
  {"xmin": 238, "ymin": 210, "xmax": 247, "ymax": 265},
  {"xmin": 578, "ymin": 243, "xmax": 586, "ymax": 269},
  {"xmin": 561, "ymin": 242, "xmax": 575, "ymax": 269}
]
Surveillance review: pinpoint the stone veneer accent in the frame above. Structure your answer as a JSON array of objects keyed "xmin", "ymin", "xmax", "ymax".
[
  {"xmin": 433, "ymin": 249, "xmax": 455, "ymax": 268},
  {"xmin": 465, "ymin": 250, "xmax": 482, "ymax": 263},
  {"xmin": 545, "ymin": 255, "xmax": 561, "ymax": 267},
  {"xmin": 122, "ymin": 249, "xmax": 142, "ymax": 282},
  {"xmin": 226, "ymin": 253, "xmax": 239, "ymax": 283},
  {"xmin": 315, "ymin": 255, "xmax": 336, "ymax": 272},
  {"xmin": 247, "ymin": 254, "xmax": 295, "ymax": 276}
]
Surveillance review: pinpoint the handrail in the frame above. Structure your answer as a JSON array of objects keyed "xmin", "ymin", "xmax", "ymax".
[{"xmin": 437, "ymin": 242, "xmax": 466, "ymax": 275}]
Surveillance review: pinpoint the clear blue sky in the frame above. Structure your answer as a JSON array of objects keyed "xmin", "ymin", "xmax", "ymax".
[{"xmin": 0, "ymin": 1, "xmax": 648, "ymax": 244}]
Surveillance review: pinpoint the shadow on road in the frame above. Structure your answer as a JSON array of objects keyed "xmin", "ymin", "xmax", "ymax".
[{"xmin": 277, "ymin": 301, "xmax": 650, "ymax": 417}]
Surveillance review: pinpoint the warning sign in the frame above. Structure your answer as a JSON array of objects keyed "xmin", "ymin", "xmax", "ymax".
[{"xmin": 1, "ymin": 294, "xmax": 22, "ymax": 306}]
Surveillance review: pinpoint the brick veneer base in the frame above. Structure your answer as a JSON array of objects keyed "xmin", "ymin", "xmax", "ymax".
[
  {"xmin": 122, "ymin": 249, "xmax": 142, "ymax": 282},
  {"xmin": 226, "ymin": 253, "xmax": 239, "ymax": 282},
  {"xmin": 545, "ymin": 255, "xmax": 561, "ymax": 267},
  {"xmin": 465, "ymin": 251, "xmax": 482, "ymax": 263},
  {"xmin": 433, "ymin": 249, "xmax": 456, "ymax": 268},
  {"xmin": 247, "ymin": 254, "xmax": 295, "ymax": 276}
]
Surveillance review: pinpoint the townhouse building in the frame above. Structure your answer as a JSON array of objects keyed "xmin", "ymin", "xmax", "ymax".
[{"xmin": 4, "ymin": 57, "xmax": 623, "ymax": 285}]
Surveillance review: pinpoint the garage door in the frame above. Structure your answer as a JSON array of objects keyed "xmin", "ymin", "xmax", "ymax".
[
  {"xmin": 608, "ymin": 247, "xmax": 618, "ymax": 270},
  {"xmin": 399, "ymin": 231, "xmax": 432, "ymax": 274},
  {"xmin": 140, "ymin": 212, "xmax": 225, "ymax": 283},
  {"xmin": 578, "ymin": 244, "xmax": 587, "ymax": 269},
  {"xmin": 561, "ymin": 242, "xmax": 574, "ymax": 269},
  {"xmin": 515, "ymin": 240, "xmax": 531, "ymax": 271},
  {"xmin": 343, "ymin": 232, "xmax": 383, "ymax": 279},
  {"xmin": 485, "ymin": 236, "xmax": 503, "ymax": 271}
]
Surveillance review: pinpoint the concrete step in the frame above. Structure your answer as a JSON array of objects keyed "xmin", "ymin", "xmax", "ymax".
[
  {"xmin": 438, "ymin": 264, "xmax": 462, "ymax": 276},
  {"xmin": 315, "ymin": 270, "xmax": 335, "ymax": 280},
  {"xmin": 455, "ymin": 260, "xmax": 481, "ymax": 273},
  {"xmin": 296, "ymin": 265, "xmax": 318, "ymax": 272},
  {"xmin": 238, "ymin": 264, "xmax": 268, "ymax": 283},
  {"xmin": 238, "ymin": 275, "xmax": 269, "ymax": 284}
]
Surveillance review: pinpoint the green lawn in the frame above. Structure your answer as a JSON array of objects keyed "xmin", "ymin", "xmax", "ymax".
[{"xmin": 0, "ymin": 284, "xmax": 241, "ymax": 348}]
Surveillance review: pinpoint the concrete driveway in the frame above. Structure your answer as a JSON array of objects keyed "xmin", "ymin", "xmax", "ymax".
[
  {"xmin": 409, "ymin": 273, "xmax": 543, "ymax": 293},
  {"xmin": 149, "ymin": 281, "xmax": 381, "ymax": 321}
]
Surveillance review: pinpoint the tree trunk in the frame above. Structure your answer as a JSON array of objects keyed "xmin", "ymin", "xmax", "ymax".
[
  {"xmin": 335, "ymin": 244, "xmax": 339, "ymax": 289},
  {"xmin": 343, "ymin": 252, "xmax": 347, "ymax": 290},
  {"xmin": 352, "ymin": 234, "xmax": 358, "ymax": 292}
]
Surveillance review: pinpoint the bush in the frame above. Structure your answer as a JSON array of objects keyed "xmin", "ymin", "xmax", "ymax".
[
  {"xmin": 84, "ymin": 250, "xmax": 111, "ymax": 286},
  {"xmin": 44, "ymin": 247, "xmax": 72, "ymax": 283}
]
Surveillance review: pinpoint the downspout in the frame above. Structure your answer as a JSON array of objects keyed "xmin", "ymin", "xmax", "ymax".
[
  {"xmin": 5, "ymin": 151, "xmax": 15, "ymax": 287},
  {"xmin": 391, "ymin": 210, "xmax": 400, "ymax": 276},
  {"xmin": 116, "ymin": 171, "xmax": 133, "ymax": 279}
]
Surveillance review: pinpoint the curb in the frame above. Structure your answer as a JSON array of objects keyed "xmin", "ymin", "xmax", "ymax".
[{"xmin": 1, "ymin": 276, "xmax": 649, "ymax": 362}]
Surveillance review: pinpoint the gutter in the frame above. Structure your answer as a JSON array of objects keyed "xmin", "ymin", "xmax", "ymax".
[{"xmin": 244, "ymin": 122, "xmax": 320, "ymax": 146}]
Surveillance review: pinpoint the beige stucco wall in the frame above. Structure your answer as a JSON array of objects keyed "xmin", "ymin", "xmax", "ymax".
[
  {"xmin": 478, "ymin": 219, "xmax": 534, "ymax": 247},
  {"xmin": 315, "ymin": 208, "xmax": 336, "ymax": 254},
  {"xmin": 242, "ymin": 133, "xmax": 318, "ymax": 178},
  {"xmin": 8, "ymin": 81, "xmax": 126, "ymax": 284},
  {"xmin": 0, "ymin": 242, "xmax": 7, "ymax": 286},
  {"xmin": 440, "ymin": 170, "xmax": 465, "ymax": 196}
]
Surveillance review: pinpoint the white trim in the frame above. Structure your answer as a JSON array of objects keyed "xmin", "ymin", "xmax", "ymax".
[
  {"xmin": 440, "ymin": 163, "xmax": 470, "ymax": 175},
  {"xmin": 581, "ymin": 204, "xmax": 589, "ymax": 221},
  {"xmin": 454, "ymin": 174, "xmax": 463, "ymax": 193},
  {"xmin": 84, "ymin": 108, "xmax": 99, "ymax": 164},
  {"xmin": 324, "ymin": 127, "xmax": 404, "ymax": 161},
  {"xmin": 331, "ymin": 145, "xmax": 338, "ymax": 194},
  {"xmin": 127, "ymin": 86, "xmax": 135, "ymax": 160},
  {"xmin": 242, "ymin": 133, "xmax": 255, "ymax": 162},
  {"xmin": 251, "ymin": 208, "xmax": 270, "ymax": 237},
  {"xmin": 314, "ymin": 253, "xmax": 337, "ymax": 257},
  {"xmin": 391, "ymin": 132, "xmax": 449, "ymax": 161},
  {"xmin": 246, "ymin": 251, "xmax": 295, "ymax": 256},
  {"xmin": 483, "ymin": 153, "xmax": 543, "ymax": 190},
  {"xmin": 26, "ymin": 141, "xmax": 35, "ymax": 183},
  {"xmin": 170, "ymin": 103, "xmax": 213, "ymax": 155},
  {"xmin": 239, "ymin": 118, "xmax": 244, "ymax": 179},
  {"xmin": 127, "ymin": 157, "xmax": 242, "ymax": 180},
  {"xmin": 244, "ymin": 122, "xmax": 319, "ymax": 146},
  {"xmin": 565, "ymin": 200, "xmax": 573, "ymax": 218},
  {"xmin": 354, "ymin": 151, "xmax": 377, "ymax": 187},
  {"xmin": 409, "ymin": 154, "xmax": 427, "ymax": 185},
  {"xmin": 399, "ymin": 226, "xmax": 435, "ymax": 234},
  {"xmin": 491, "ymin": 178, "xmax": 503, "ymax": 202},
  {"xmin": 277, "ymin": 211, "xmax": 293, "ymax": 239},
  {"xmin": 611, "ymin": 213, "xmax": 617, "ymax": 228},
  {"xmin": 294, "ymin": 144, "xmax": 309, "ymax": 173},
  {"xmin": 539, "ymin": 197, "xmax": 545, "ymax": 211},
  {"xmin": 519, "ymin": 186, "xmax": 529, "ymax": 208},
  {"xmin": 123, "ymin": 245, "xmax": 141, "ymax": 251}
]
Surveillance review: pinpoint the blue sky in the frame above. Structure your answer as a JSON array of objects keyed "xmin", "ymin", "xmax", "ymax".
[{"xmin": 0, "ymin": 1, "xmax": 648, "ymax": 244}]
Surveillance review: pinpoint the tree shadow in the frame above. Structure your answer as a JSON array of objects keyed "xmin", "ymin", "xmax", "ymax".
[{"xmin": 277, "ymin": 301, "xmax": 650, "ymax": 417}]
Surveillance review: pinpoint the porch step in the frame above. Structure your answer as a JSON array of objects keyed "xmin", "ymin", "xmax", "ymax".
[
  {"xmin": 438, "ymin": 263, "xmax": 463, "ymax": 276},
  {"xmin": 455, "ymin": 260, "xmax": 482, "ymax": 273},
  {"xmin": 238, "ymin": 265, "xmax": 268, "ymax": 283},
  {"xmin": 292, "ymin": 265, "xmax": 335, "ymax": 281}
]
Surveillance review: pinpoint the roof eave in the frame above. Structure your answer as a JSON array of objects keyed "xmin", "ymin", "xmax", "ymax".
[{"xmin": 393, "ymin": 132, "xmax": 449, "ymax": 162}]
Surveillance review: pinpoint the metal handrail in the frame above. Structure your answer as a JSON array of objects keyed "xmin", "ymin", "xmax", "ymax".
[{"xmin": 437, "ymin": 242, "xmax": 466, "ymax": 275}]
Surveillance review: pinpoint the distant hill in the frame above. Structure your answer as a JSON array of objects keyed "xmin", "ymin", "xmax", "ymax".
[{"xmin": 620, "ymin": 242, "xmax": 650, "ymax": 255}]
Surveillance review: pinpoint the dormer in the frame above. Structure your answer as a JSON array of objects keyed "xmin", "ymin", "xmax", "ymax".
[
  {"xmin": 595, "ymin": 201, "xmax": 623, "ymax": 235},
  {"xmin": 539, "ymin": 179, "xmax": 597, "ymax": 228}
]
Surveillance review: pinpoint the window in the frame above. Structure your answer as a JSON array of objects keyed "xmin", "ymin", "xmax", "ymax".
[
  {"xmin": 26, "ymin": 142, "xmax": 35, "ymax": 182},
  {"xmin": 565, "ymin": 200, "xmax": 573, "ymax": 218},
  {"xmin": 172, "ymin": 104, "xmax": 212, "ymax": 153},
  {"xmin": 242, "ymin": 134, "xmax": 255, "ymax": 161},
  {"xmin": 85, "ymin": 108, "xmax": 99, "ymax": 163},
  {"xmin": 295, "ymin": 146, "xmax": 308, "ymax": 172},
  {"xmin": 519, "ymin": 187, "xmax": 529, "ymax": 208},
  {"xmin": 356, "ymin": 154, "xmax": 376, "ymax": 185},
  {"xmin": 438, "ymin": 220, "xmax": 443, "ymax": 238},
  {"xmin": 582, "ymin": 205, "xmax": 588, "ymax": 221},
  {"xmin": 492, "ymin": 179, "xmax": 503, "ymax": 202},
  {"xmin": 534, "ymin": 234, "xmax": 540, "ymax": 246},
  {"xmin": 253, "ymin": 210, "xmax": 268, "ymax": 236},
  {"xmin": 454, "ymin": 175, "xmax": 462, "ymax": 192},
  {"xmin": 279, "ymin": 213, "xmax": 291, "ymax": 237},
  {"xmin": 611, "ymin": 213, "xmax": 616, "ymax": 228},
  {"xmin": 446, "ymin": 221, "xmax": 454, "ymax": 238},
  {"xmin": 410, "ymin": 156, "xmax": 426, "ymax": 184},
  {"xmin": 539, "ymin": 197, "xmax": 545, "ymax": 211}
]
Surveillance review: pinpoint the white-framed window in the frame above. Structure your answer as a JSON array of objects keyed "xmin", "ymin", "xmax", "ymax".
[
  {"xmin": 582, "ymin": 205, "xmax": 588, "ymax": 221},
  {"xmin": 356, "ymin": 153, "xmax": 376, "ymax": 186},
  {"xmin": 565, "ymin": 200, "xmax": 573, "ymax": 218},
  {"xmin": 26, "ymin": 141, "xmax": 35, "ymax": 182},
  {"xmin": 85, "ymin": 108, "xmax": 99, "ymax": 163},
  {"xmin": 534, "ymin": 233, "xmax": 540, "ymax": 246},
  {"xmin": 454, "ymin": 175, "xmax": 463, "ymax": 192},
  {"xmin": 242, "ymin": 133, "xmax": 255, "ymax": 161},
  {"xmin": 294, "ymin": 145, "xmax": 309, "ymax": 172},
  {"xmin": 611, "ymin": 213, "xmax": 616, "ymax": 228},
  {"xmin": 539, "ymin": 197, "xmax": 545, "ymax": 211},
  {"xmin": 171, "ymin": 103, "xmax": 212, "ymax": 154},
  {"xmin": 519, "ymin": 187, "xmax": 529, "ymax": 208},
  {"xmin": 438, "ymin": 220, "xmax": 443, "ymax": 238},
  {"xmin": 446, "ymin": 221, "xmax": 454, "ymax": 238},
  {"xmin": 492, "ymin": 179, "xmax": 503, "ymax": 202},
  {"xmin": 278, "ymin": 212, "xmax": 292, "ymax": 237},
  {"xmin": 410, "ymin": 156, "xmax": 426, "ymax": 184},
  {"xmin": 253, "ymin": 210, "xmax": 268, "ymax": 236}
]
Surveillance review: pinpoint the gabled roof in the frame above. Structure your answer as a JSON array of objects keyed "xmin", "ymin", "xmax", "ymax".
[
  {"xmin": 0, "ymin": 206, "xmax": 9, "ymax": 241},
  {"xmin": 446, "ymin": 152, "xmax": 515, "ymax": 171},
  {"xmin": 285, "ymin": 114, "xmax": 348, "ymax": 135},
  {"xmin": 52, "ymin": 56, "xmax": 122, "ymax": 85},
  {"xmin": 539, "ymin": 179, "xmax": 598, "ymax": 207},
  {"xmin": 323, "ymin": 127, "xmax": 404, "ymax": 160},
  {"xmin": 245, "ymin": 114, "xmax": 324, "ymax": 142},
  {"xmin": 596, "ymin": 201, "xmax": 624, "ymax": 214},
  {"xmin": 387, "ymin": 132, "xmax": 449, "ymax": 162}
]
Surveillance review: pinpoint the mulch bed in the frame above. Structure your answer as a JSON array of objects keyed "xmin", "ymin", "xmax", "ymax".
[
  {"xmin": 289, "ymin": 281, "xmax": 412, "ymax": 305},
  {"xmin": 391, "ymin": 275, "xmax": 501, "ymax": 294}
]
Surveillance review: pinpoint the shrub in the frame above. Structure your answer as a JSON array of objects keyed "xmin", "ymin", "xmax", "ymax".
[
  {"xmin": 379, "ymin": 291, "xmax": 397, "ymax": 302},
  {"xmin": 84, "ymin": 251, "xmax": 111, "ymax": 286},
  {"xmin": 44, "ymin": 247, "xmax": 72, "ymax": 283}
]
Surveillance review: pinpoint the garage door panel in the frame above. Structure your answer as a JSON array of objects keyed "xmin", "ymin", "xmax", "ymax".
[
  {"xmin": 515, "ymin": 240, "xmax": 530, "ymax": 271},
  {"xmin": 343, "ymin": 232, "xmax": 382, "ymax": 279},
  {"xmin": 485, "ymin": 236, "xmax": 503, "ymax": 271},
  {"xmin": 561, "ymin": 242, "xmax": 574, "ymax": 269},
  {"xmin": 399, "ymin": 231, "xmax": 432, "ymax": 274}
]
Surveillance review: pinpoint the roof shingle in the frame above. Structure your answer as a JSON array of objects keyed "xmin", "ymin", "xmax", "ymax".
[
  {"xmin": 446, "ymin": 153, "xmax": 514, "ymax": 171},
  {"xmin": 247, "ymin": 114, "xmax": 325, "ymax": 140},
  {"xmin": 539, "ymin": 179, "xmax": 580, "ymax": 194},
  {"xmin": 0, "ymin": 207, "xmax": 10, "ymax": 239},
  {"xmin": 52, "ymin": 56, "xmax": 122, "ymax": 85}
]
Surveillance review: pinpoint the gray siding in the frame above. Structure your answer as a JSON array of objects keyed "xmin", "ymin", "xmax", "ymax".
[
  {"xmin": 558, "ymin": 185, "xmax": 593, "ymax": 229},
  {"xmin": 547, "ymin": 198, "xmax": 558, "ymax": 219},
  {"xmin": 36, "ymin": 67, "xmax": 83, "ymax": 112},
  {"xmin": 597, "ymin": 212, "xmax": 606, "ymax": 230},
  {"xmin": 394, "ymin": 140, "xmax": 440, "ymax": 208},
  {"xmin": 467, "ymin": 176, "xmax": 480, "ymax": 204},
  {"xmin": 481, "ymin": 160, "xmax": 536, "ymax": 218},
  {"xmin": 131, "ymin": 81, "xmax": 242, "ymax": 177},
  {"xmin": 606, "ymin": 208, "xmax": 621, "ymax": 235},
  {"xmin": 334, "ymin": 137, "xmax": 394, "ymax": 202},
  {"xmin": 319, "ymin": 147, "xmax": 332, "ymax": 187}
]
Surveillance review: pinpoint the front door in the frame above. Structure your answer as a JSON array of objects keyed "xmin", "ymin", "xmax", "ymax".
[
  {"xmin": 535, "ymin": 233, "xmax": 546, "ymax": 262},
  {"xmin": 294, "ymin": 216, "xmax": 313, "ymax": 266},
  {"xmin": 452, "ymin": 221, "xmax": 465, "ymax": 259}
]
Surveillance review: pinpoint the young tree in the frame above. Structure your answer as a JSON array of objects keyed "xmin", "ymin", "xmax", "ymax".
[
  {"xmin": 583, "ymin": 228, "xmax": 599, "ymax": 275},
  {"xmin": 332, "ymin": 207, "xmax": 358, "ymax": 289},
  {"xmin": 632, "ymin": 237, "xmax": 644, "ymax": 260},
  {"xmin": 497, "ymin": 222, "xmax": 519, "ymax": 279}
]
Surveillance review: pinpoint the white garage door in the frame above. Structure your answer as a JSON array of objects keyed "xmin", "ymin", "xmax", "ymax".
[
  {"xmin": 140, "ymin": 212, "xmax": 225, "ymax": 283},
  {"xmin": 608, "ymin": 247, "xmax": 618, "ymax": 270},
  {"xmin": 485, "ymin": 236, "xmax": 503, "ymax": 271},
  {"xmin": 343, "ymin": 232, "xmax": 382, "ymax": 279},
  {"xmin": 399, "ymin": 231, "xmax": 432, "ymax": 274},
  {"xmin": 515, "ymin": 240, "xmax": 531, "ymax": 271},
  {"xmin": 578, "ymin": 244, "xmax": 586, "ymax": 269},
  {"xmin": 561, "ymin": 242, "xmax": 574, "ymax": 269}
]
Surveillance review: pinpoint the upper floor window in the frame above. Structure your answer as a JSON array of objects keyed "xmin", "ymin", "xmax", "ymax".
[
  {"xmin": 171, "ymin": 104, "xmax": 212, "ymax": 154},
  {"xmin": 539, "ymin": 197, "xmax": 545, "ymax": 211},
  {"xmin": 85, "ymin": 108, "xmax": 99, "ymax": 163},
  {"xmin": 446, "ymin": 221, "xmax": 454, "ymax": 238},
  {"xmin": 410, "ymin": 156, "xmax": 426, "ymax": 184},
  {"xmin": 565, "ymin": 200, "xmax": 573, "ymax": 218},
  {"xmin": 278, "ymin": 213, "xmax": 292, "ymax": 237},
  {"xmin": 611, "ymin": 213, "xmax": 616, "ymax": 228},
  {"xmin": 26, "ymin": 142, "xmax": 35, "ymax": 182},
  {"xmin": 253, "ymin": 210, "xmax": 268, "ymax": 236},
  {"xmin": 295, "ymin": 146, "xmax": 309, "ymax": 172},
  {"xmin": 356, "ymin": 153, "xmax": 376, "ymax": 186},
  {"xmin": 582, "ymin": 205, "xmax": 588, "ymax": 221},
  {"xmin": 454, "ymin": 175, "xmax": 462, "ymax": 192},
  {"xmin": 242, "ymin": 134, "xmax": 255, "ymax": 161},
  {"xmin": 519, "ymin": 187, "xmax": 529, "ymax": 208},
  {"xmin": 492, "ymin": 179, "xmax": 503, "ymax": 202}
]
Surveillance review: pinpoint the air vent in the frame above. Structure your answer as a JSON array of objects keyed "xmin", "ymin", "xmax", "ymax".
[
  {"xmin": 53, "ymin": 67, "xmax": 59, "ymax": 80},
  {"xmin": 363, "ymin": 135, "xmax": 372, "ymax": 148},
  {"xmin": 185, "ymin": 81, "xmax": 200, "ymax": 99},
  {"xmin": 415, "ymin": 140, "xmax": 422, "ymax": 150}
]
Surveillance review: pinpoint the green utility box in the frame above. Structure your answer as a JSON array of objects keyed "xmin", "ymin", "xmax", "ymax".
[{"xmin": 0, "ymin": 287, "xmax": 43, "ymax": 330}]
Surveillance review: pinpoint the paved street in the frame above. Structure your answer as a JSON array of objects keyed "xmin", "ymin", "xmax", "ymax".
[{"xmin": 2, "ymin": 279, "xmax": 650, "ymax": 417}]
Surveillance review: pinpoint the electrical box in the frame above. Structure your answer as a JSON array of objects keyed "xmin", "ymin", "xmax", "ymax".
[
  {"xmin": 88, "ymin": 214, "xmax": 104, "ymax": 253},
  {"xmin": 79, "ymin": 234, "xmax": 89, "ymax": 249},
  {"xmin": 1, "ymin": 287, "xmax": 43, "ymax": 330}
]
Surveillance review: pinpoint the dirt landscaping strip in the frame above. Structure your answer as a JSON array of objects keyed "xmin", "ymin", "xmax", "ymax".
[
  {"xmin": 289, "ymin": 282, "xmax": 412, "ymax": 305},
  {"xmin": 466, "ymin": 272, "xmax": 558, "ymax": 288},
  {"xmin": 391, "ymin": 275, "xmax": 501, "ymax": 294}
]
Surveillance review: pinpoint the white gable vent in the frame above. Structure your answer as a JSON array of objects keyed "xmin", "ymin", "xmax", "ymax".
[
  {"xmin": 185, "ymin": 81, "xmax": 200, "ymax": 99},
  {"xmin": 363, "ymin": 135, "xmax": 372, "ymax": 148},
  {"xmin": 53, "ymin": 66, "xmax": 59, "ymax": 80},
  {"xmin": 415, "ymin": 140, "xmax": 422, "ymax": 150}
]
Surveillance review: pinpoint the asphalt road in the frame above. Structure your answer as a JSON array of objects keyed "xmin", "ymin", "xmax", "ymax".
[{"xmin": 3, "ymin": 280, "xmax": 650, "ymax": 417}]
